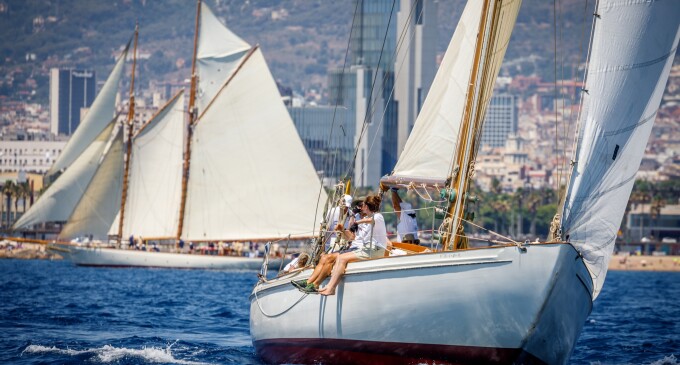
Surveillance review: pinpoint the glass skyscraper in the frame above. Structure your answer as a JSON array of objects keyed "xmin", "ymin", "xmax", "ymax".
[{"xmin": 50, "ymin": 68, "xmax": 96, "ymax": 136}]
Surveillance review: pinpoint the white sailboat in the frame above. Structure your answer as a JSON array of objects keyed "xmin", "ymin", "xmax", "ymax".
[
  {"xmin": 56, "ymin": 1, "xmax": 326, "ymax": 270},
  {"xmin": 249, "ymin": 1, "xmax": 680, "ymax": 364}
]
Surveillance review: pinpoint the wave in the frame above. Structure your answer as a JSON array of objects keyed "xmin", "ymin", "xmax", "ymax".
[{"xmin": 22, "ymin": 343, "xmax": 211, "ymax": 364}]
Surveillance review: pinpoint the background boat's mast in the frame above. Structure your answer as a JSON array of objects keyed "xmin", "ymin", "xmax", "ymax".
[
  {"xmin": 177, "ymin": 0, "xmax": 201, "ymax": 244},
  {"xmin": 117, "ymin": 23, "xmax": 138, "ymax": 246}
]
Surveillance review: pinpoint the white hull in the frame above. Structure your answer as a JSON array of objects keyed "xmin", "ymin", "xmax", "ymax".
[
  {"xmin": 50, "ymin": 243, "xmax": 284, "ymax": 270},
  {"xmin": 249, "ymin": 243, "xmax": 593, "ymax": 364}
]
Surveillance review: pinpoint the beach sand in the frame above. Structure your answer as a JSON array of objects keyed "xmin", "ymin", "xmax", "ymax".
[{"xmin": 608, "ymin": 254, "xmax": 680, "ymax": 272}]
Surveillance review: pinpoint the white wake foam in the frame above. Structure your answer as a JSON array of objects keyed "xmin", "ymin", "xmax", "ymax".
[{"xmin": 23, "ymin": 343, "xmax": 210, "ymax": 364}]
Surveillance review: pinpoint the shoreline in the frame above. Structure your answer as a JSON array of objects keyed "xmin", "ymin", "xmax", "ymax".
[
  {"xmin": 608, "ymin": 254, "xmax": 680, "ymax": 272},
  {"xmin": 2, "ymin": 245, "xmax": 680, "ymax": 272}
]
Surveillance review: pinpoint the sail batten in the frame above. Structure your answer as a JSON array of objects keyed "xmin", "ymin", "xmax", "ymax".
[{"xmin": 560, "ymin": 0, "xmax": 680, "ymax": 299}]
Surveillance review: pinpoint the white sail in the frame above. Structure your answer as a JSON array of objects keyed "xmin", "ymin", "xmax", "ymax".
[
  {"xmin": 183, "ymin": 48, "xmax": 326, "ymax": 241},
  {"xmin": 196, "ymin": 1, "xmax": 251, "ymax": 112},
  {"xmin": 389, "ymin": 1, "xmax": 483, "ymax": 183},
  {"xmin": 389, "ymin": 0, "xmax": 520, "ymax": 184},
  {"xmin": 120, "ymin": 92, "xmax": 185, "ymax": 239},
  {"xmin": 59, "ymin": 127, "xmax": 124, "ymax": 241},
  {"xmin": 13, "ymin": 121, "xmax": 117, "ymax": 229},
  {"xmin": 48, "ymin": 46, "xmax": 128, "ymax": 177},
  {"xmin": 560, "ymin": 1, "xmax": 680, "ymax": 298}
]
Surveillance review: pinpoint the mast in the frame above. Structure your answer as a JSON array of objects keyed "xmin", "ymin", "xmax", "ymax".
[
  {"xmin": 177, "ymin": 0, "xmax": 202, "ymax": 243},
  {"xmin": 441, "ymin": 0, "xmax": 493, "ymax": 251},
  {"xmin": 118, "ymin": 23, "xmax": 139, "ymax": 245}
]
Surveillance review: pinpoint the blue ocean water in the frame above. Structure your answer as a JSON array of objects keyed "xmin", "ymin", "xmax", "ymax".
[{"xmin": 0, "ymin": 259, "xmax": 678, "ymax": 365}]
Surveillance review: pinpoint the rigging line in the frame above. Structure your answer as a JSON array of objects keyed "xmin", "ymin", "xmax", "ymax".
[
  {"xmin": 320, "ymin": 0, "xmax": 362, "ymax": 184},
  {"xmin": 311, "ymin": 0, "xmax": 362, "ymax": 245},
  {"xmin": 561, "ymin": 0, "xmax": 599, "ymax": 215},
  {"xmin": 343, "ymin": 0, "xmax": 397, "ymax": 181},
  {"xmin": 561, "ymin": 0, "xmax": 590, "ymax": 187},
  {"xmin": 553, "ymin": 0, "xmax": 561, "ymax": 199},
  {"xmin": 359, "ymin": 0, "xmax": 424, "ymax": 184}
]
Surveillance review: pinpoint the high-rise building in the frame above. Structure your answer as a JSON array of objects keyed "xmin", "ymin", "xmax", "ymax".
[
  {"xmin": 50, "ymin": 68, "xmax": 96, "ymax": 136},
  {"xmin": 326, "ymin": 0, "xmax": 436, "ymax": 187},
  {"xmin": 288, "ymin": 104, "xmax": 353, "ymax": 185},
  {"xmin": 480, "ymin": 93, "xmax": 518, "ymax": 148}
]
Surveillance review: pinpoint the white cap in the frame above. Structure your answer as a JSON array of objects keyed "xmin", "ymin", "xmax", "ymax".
[{"xmin": 342, "ymin": 194, "xmax": 353, "ymax": 207}]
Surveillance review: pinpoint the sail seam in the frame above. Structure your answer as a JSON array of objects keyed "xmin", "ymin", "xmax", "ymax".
[
  {"xmin": 569, "ymin": 172, "xmax": 635, "ymax": 203},
  {"xmin": 590, "ymin": 45, "xmax": 677, "ymax": 73},
  {"xmin": 602, "ymin": 110, "xmax": 656, "ymax": 137}
]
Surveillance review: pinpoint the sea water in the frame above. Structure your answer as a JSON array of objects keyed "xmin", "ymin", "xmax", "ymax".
[{"xmin": 1, "ymin": 259, "xmax": 678, "ymax": 364}]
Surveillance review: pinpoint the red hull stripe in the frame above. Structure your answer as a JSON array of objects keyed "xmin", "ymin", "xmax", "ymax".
[{"xmin": 253, "ymin": 338, "xmax": 546, "ymax": 365}]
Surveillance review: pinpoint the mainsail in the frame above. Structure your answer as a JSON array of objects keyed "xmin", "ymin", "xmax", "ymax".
[
  {"xmin": 383, "ymin": 0, "xmax": 521, "ymax": 187},
  {"xmin": 47, "ymin": 43, "xmax": 129, "ymax": 178},
  {"xmin": 560, "ymin": 0, "xmax": 680, "ymax": 298},
  {"xmin": 13, "ymin": 121, "xmax": 117, "ymax": 229},
  {"xmin": 181, "ymin": 2, "xmax": 326, "ymax": 241},
  {"xmin": 59, "ymin": 127, "xmax": 124, "ymax": 241},
  {"xmin": 117, "ymin": 92, "xmax": 185, "ymax": 239}
]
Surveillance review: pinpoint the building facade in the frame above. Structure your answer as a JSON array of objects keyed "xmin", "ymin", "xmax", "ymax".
[
  {"xmin": 480, "ymin": 93, "xmax": 518, "ymax": 148},
  {"xmin": 288, "ymin": 104, "xmax": 353, "ymax": 184},
  {"xmin": 0, "ymin": 140, "xmax": 67, "ymax": 174},
  {"xmin": 50, "ymin": 68, "xmax": 96, "ymax": 136}
]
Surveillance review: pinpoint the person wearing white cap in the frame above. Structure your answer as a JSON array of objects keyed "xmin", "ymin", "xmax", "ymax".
[{"xmin": 324, "ymin": 194, "xmax": 353, "ymax": 252}]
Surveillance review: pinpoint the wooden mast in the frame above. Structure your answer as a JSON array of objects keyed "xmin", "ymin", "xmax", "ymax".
[
  {"xmin": 176, "ymin": 0, "xmax": 202, "ymax": 244},
  {"xmin": 117, "ymin": 23, "xmax": 138, "ymax": 246},
  {"xmin": 442, "ymin": 0, "xmax": 495, "ymax": 251}
]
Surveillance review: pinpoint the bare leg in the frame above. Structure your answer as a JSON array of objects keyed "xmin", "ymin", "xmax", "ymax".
[
  {"xmin": 306, "ymin": 253, "xmax": 338, "ymax": 286},
  {"xmin": 311, "ymin": 254, "xmax": 338, "ymax": 287},
  {"xmin": 318, "ymin": 252, "xmax": 359, "ymax": 296}
]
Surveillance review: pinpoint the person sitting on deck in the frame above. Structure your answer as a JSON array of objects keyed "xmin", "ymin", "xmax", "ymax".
[
  {"xmin": 294, "ymin": 204, "xmax": 362, "ymax": 291},
  {"xmin": 391, "ymin": 188, "xmax": 420, "ymax": 244},
  {"xmin": 317, "ymin": 194, "xmax": 391, "ymax": 296}
]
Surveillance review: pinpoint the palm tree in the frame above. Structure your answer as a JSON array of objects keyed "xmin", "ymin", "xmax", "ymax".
[{"xmin": 2, "ymin": 180, "xmax": 16, "ymax": 228}]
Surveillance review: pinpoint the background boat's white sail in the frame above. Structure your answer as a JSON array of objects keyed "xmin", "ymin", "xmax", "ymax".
[
  {"xmin": 560, "ymin": 1, "xmax": 680, "ymax": 298},
  {"xmin": 183, "ymin": 48, "xmax": 326, "ymax": 241},
  {"xmin": 119, "ymin": 92, "xmax": 185, "ymax": 239},
  {"xmin": 388, "ymin": 0, "xmax": 520, "ymax": 185},
  {"xmin": 59, "ymin": 127, "xmax": 124, "ymax": 241},
  {"xmin": 196, "ymin": 1, "xmax": 250, "ymax": 112},
  {"xmin": 47, "ymin": 46, "xmax": 128, "ymax": 177},
  {"xmin": 13, "ymin": 121, "xmax": 117, "ymax": 229}
]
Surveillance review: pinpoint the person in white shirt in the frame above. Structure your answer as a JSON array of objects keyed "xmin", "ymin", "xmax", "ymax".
[
  {"xmin": 391, "ymin": 188, "xmax": 419, "ymax": 244},
  {"xmin": 318, "ymin": 194, "xmax": 391, "ymax": 296},
  {"xmin": 324, "ymin": 194, "xmax": 353, "ymax": 252}
]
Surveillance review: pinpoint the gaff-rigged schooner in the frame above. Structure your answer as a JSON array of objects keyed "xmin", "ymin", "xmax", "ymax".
[
  {"xmin": 54, "ymin": 0, "xmax": 327, "ymax": 269},
  {"xmin": 249, "ymin": 1, "xmax": 680, "ymax": 364}
]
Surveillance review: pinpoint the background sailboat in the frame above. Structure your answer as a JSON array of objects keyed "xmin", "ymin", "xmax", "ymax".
[
  {"xmin": 249, "ymin": 1, "xmax": 679, "ymax": 364},
  {"xmin": 57, "ymin": 1, "xmax": 326, "ymax": 270}
]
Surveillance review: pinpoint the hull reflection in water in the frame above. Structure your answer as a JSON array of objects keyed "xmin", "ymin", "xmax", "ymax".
[{"xmin": 250, "ymin": 243, "xmax": 593, "ymax": 364}]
